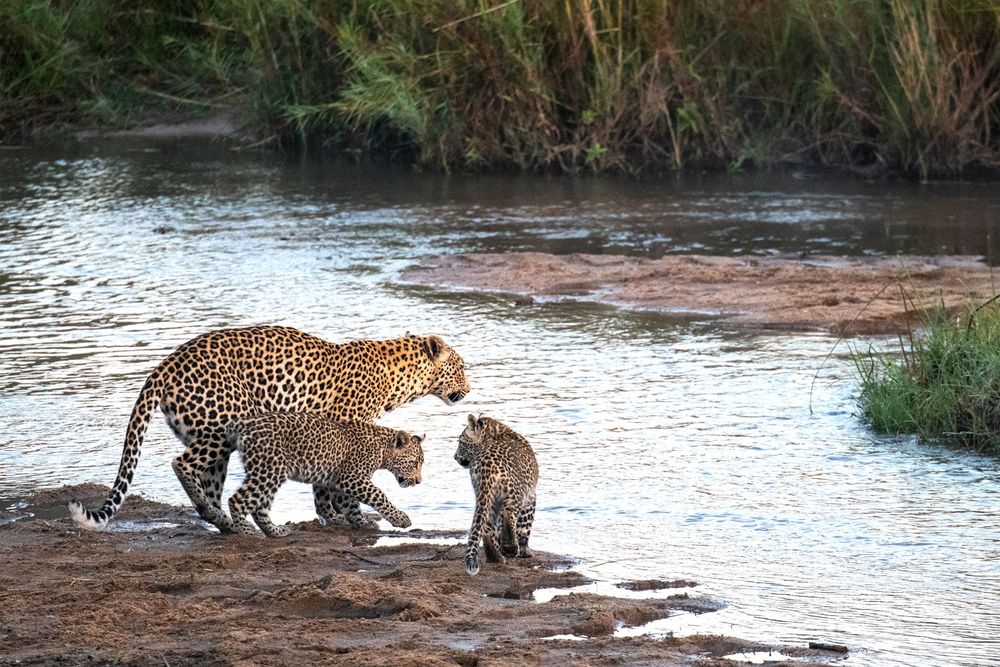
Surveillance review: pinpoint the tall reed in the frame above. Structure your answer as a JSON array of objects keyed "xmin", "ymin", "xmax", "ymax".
[
  {"xmin": 2, "ymin": 0, "xmax": 998, "ymax": 176},
  {"xmin": 854, "ymin": 299, "xmax": 1000, "ymax": 453}
]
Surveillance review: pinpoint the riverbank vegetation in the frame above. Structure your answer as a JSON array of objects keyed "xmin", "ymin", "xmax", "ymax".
[
  {"xmin": 3, "ymin": 0, "xmax": 999, "ymax": 176},
  {"xmin": 854, "ymin": 298, "xmax": 1000, "ymax": 453}
]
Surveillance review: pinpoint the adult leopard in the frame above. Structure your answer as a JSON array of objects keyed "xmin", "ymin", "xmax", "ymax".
[{"xmin": 68, "ymin": 326, "xmax": 469, "ymax": 532}]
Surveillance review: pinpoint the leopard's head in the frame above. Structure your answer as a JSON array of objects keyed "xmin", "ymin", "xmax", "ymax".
[
  {"xmin": 455, "ymin": 413, "xmax": 487, "ymax": 468},
  {"xmin": 419, "ymin": 335, "xmax": 470, "ymax": 405},
  {"xmin": 386, "ymin": 430, "xmax": 424, "ymax": 488}
]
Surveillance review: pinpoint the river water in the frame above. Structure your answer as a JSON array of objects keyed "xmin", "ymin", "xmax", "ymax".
[{"xmin": 1, "ymin": 144, "xmax": 999, "ymax": 666}]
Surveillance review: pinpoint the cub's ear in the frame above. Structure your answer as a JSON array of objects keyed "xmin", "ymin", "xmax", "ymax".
[
  {"xmin": 394, "ymin": 431, "xmax": 408, "ymax": 448},
  {"xmin": 423, "ymin": 335, "xmax": 451, "ymax": 362},
  {"xmin": 414, "ymin": 433, "xmax": 426, "ymax": 445},
  {"xmin": 467, "ymin": 413, "xmax": 485, "ymax": 432}
]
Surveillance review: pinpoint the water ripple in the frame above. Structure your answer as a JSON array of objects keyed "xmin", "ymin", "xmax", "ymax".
[{"xmin": 1, "ymin": 148, "xmax": 999, "ymax": 666}]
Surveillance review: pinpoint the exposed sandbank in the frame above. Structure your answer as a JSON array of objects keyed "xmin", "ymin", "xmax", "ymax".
[{"xmin": 403, "ymin": 252, "xmax": 997, "ymax": 335}]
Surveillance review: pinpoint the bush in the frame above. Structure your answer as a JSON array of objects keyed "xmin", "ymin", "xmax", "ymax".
[
  {"xmin": 854, "ymin": 297, "xmax": 1000, "ymax": 452},
  {"xmin": 2, "ymin": 0, "xmax": 999, "ymax": 176}
]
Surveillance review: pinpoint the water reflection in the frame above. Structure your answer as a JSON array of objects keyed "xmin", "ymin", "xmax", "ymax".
[{"xmin": 1, "ymin": 145, "xmax": 999, "ymax": 666}]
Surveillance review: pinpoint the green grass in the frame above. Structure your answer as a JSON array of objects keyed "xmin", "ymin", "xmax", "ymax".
[
  {"xmin": 2, "ymin": 0, "xmax": 999, "ymax": 176},
  {"xmin": 854, "ymin": 299, "xmax": 1000, "ymax": 452}
]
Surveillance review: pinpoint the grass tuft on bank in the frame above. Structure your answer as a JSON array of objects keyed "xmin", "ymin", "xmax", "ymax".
[
  {"xmin": 2, "ymin": 0, "xmax": 999, "ymax": 176},
  {"xmin": 854, "ymin": 297, "xmax": 1000, "ymax": 453}
]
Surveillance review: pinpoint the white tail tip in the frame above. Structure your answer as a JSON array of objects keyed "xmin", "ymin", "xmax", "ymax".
[{"xmin": 68, "ymin": 500, "xmax": 106, "ymax": 531}]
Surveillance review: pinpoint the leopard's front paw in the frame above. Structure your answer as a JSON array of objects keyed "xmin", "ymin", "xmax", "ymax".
[{"xmin": 388, "ymin": 512, "xmax": 411, "ymax": 529}]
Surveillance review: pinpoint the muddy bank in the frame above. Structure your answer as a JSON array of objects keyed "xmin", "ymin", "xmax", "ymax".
[
  {"xmin": 0, "ymin": 485, "xmax": 845, "ymax": 666},
  {"xmin": 402, "ymin": 252, "xmax": 998, "ymax": 335}
]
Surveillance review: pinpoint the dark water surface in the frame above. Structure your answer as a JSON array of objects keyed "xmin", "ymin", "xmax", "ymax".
[{"xmin": 1, "ymin": 144, "xmax": 999, "ymax": 666}]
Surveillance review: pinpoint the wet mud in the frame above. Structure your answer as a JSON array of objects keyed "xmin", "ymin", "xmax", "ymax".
[{"xmin": 0, "ymin": 484, "xmax": 846, "ymax": 666}]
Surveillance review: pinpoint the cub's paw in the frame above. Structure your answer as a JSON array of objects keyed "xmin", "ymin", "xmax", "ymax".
[
  {"xmin": 343, "ymin": 512, "xmax": 382, "ymax": 530},
  {"xmin": 389, "ymin": 512, "xmax": 411, "ymax": 529},
  {"xmin": 517, "ymin": 546, "xmax": 534, "ymax": 558},
  {"xmin": 464, "ymin": 549, "xmax": 480, "ymax": 576},
  {"xmin": 199, "ymin": 507, "xmax": 224, "ymax": 524},
  {"xmin": 500, "ymin": 539, "xmax": 519, "ymax": 559},
  {"xmin": 483, "ymin": 539, "xmax": 505, "ymax": 564},
  {"xmin": 214, "ymin": 518, "xmax": 237, "ymax": 534},
  {"xmin": 267, "ymin": 525, "xmax": 292, "ymax": 538},
  {"xmin": 201, "ymin": 510, "xmax": 236, "ymax": 535},
  {"xmin": 318, "ymin": 513, "xmax": 354, "ymax": 528}
]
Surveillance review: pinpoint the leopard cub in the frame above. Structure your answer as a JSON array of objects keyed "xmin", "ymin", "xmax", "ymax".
[
  {"xmin": 224, "ymin": 412, "xmax": 423, "ymax": 536},
  {"xmin": 455, "ymin": 414, "xmax": 538, "ymax": 576}
]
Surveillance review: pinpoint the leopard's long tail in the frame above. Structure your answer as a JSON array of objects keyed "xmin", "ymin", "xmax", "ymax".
[{"xmin": 68, "ymin": 372, "xmax": 163, "ymax": 530}]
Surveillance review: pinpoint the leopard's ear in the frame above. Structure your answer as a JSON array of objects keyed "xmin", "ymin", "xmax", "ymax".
[
  {"xmin": 423, "ymin": 335, "xmax": 451, "ymax": 362},
  {"xmin": 467, "ymin": 413, "xmax": 485, "ymax": 433},
  {"xmin": 394, "ymin": 431, "xmax": 408, "ymax": 449},
  {"xmin": 414, "ymin": 433, "xmax": 426, "ymax": 445}
]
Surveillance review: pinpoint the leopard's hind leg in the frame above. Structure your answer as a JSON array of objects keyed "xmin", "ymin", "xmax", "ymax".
[
  {"xmin": 484, "ymin": 491, "xmax": 514, "ymax": 562},
  {"xmin": 172, "ymin": 449, "xmax": 231, "ymax": 531},
  {"xmin": 200, "ymin": 442, "xmax": 234, "ymax": 526},
  {"xmin": 229, "ymin": 474, "xmax": 289, "ymax": 537},
  {"xmin": 483, "ymin": 525, "xmax": 505, "ymax": 563},
  {"xmin": 466, "ymin": 482, "xmax": 505, "ymax": 574},
  {"xmin": 164, "ymin": 406, "xmax": 235, "ymax": 533},
  {"xmin": 251, "ymin": 489, "xmax": 290, "ymax": 537},
  {"xmin": 515, "ymin": 491, "xmax": 536, "ymax": 558},
  {"xmin": 170, "ymin": 437, "xmax": 235, "ymax": 532},
  {"xmin": 497, "ymin": 489, "xmax": 522, "ymax": 559}
]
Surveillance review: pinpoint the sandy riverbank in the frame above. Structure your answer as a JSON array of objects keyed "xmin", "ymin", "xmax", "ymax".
[
  {"xmin": 0, "ymin": 484, "xmax": 846, "ymax": 666},
  {"xmin": 402, "ymin": 252, "xmax": 998, "ymax": 335}
]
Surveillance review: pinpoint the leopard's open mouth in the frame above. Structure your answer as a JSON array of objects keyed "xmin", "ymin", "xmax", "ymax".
[
  {"xmin": 456, "ymin": 457, "xmax": 470, "ymax": 468},
  {"xmin": 446, "ymin": 391, "xmax": 467, "ymax": 404},
  {"xmin": 397, "ymin": 476, "xmax": 418, "ymax": 488}
]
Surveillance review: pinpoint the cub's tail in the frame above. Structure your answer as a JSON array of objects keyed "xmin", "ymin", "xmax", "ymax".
[{"xmin": 68, "ymin": 374, "xmax": 163, "ymax": 530}]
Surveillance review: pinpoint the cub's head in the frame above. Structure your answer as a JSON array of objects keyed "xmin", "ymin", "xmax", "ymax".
[
  {"xmin": 385, "ymin": 430, "xmax": 425, "ymax": 488},
  {"xmin": 414, "ymin": 335, "xmax": 470, "ymax": 406},
  {"xmin": 455, "ymin": 413, "xmax": 489, "ymax": 468}
]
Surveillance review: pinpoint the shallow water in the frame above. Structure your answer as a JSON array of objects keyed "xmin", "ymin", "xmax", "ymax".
[{"xmin": 2, "ymin": 144, "xmax": 999, "ymax": 666}]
